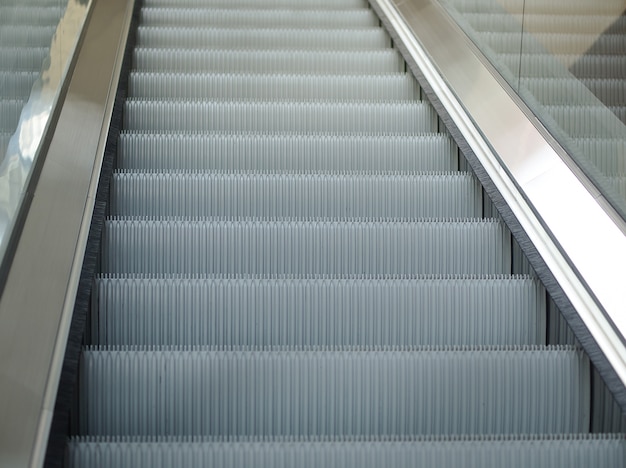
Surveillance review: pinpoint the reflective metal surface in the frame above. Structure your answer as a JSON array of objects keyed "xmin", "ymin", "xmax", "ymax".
[
  {"xmin": 0, "ymin": 0, "xmax": 134, "ymax": 465},
  {"xmin": 371, "ymin": 0, "xmax": 626, "ymax": 389},
  {"xmin": 0, "ymin": 0, "xmax": 91, "ymax": 272}
]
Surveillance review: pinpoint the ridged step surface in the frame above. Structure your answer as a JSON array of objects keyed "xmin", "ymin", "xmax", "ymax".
[
  {"xmin": 0, "ymin": 99, "xmax": 26, "ymax": 133},
  {"xmin": 95, "ymin": 275, "xmax": 545, "ymax": 346},
  {"xmin": 461, "ymin": 13, "xmax": 626, "ymax": 34},
  {"xmin": 136, "ymin": 27, "xmax": 390, "ymax": 50},
  {"xmin": 133, "ymin": 49, "xmax": 405, "ymax": 74},
  {"xmin": 0, "ymin": 71, "xmax": 38, "ymax": 99},
  {"xmin": 79, "ymin": 347, "xmax": 589, "ymax": 436},
  {"xmin": 117, "ymin": 134, "xmax": 457, "ymax": 172},
  {"xmin": 123, "ymin": 100, "xmax": 438, "ymax": 133},
  {"xmin": 67, "ymin": 436, "xmax": 626, "ymax": 468},
  {"xmin": 110, "ymin": 172, "xmax": 482, "ymax": 218},
  {"xmin": 102, "ymin": 218, "xmax": 511, "ymax": 275},
  {"xmin": 0, "ymin": 25, "xmax": 57, "ymax": 48},
  {"xmin": 140, "ymin": 8, "xmax": 379, "ymax": 28},
  {"xmin": 0, "ymin": 47, "xmax": 48, "ymax": 72},
  {"xmin": 144, "ymin": 0, "xmax": 368, "ymax": 8},
  {"xmin": 128, "ymin": 73, "xmax": 420, "ymax": 101},
  {"xmin": 0, "ymin": 6, "xmax": 64, "ymax": 25}
]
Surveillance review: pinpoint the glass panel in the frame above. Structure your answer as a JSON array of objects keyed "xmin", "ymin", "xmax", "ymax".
[
  {"xmin": 0, "ymin": 0, "xmax": 91, "ymax": 262},
  {"xmin": 439, "ymin": 0, "xmax": 626, "ymax": 220}
]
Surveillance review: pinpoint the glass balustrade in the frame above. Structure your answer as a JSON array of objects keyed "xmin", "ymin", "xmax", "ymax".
[
  {"xmin": 440, "ymin": 0, "xmax": 626, "ymax": 221},
  {"xmin": 0, "ymin": 0, "xmax": 91, "ymax": 266}
]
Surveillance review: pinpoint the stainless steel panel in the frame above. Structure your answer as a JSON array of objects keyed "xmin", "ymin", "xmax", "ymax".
[{"xmin": 0, "ymin": 0, "xmax": 135, "ymax": 466}]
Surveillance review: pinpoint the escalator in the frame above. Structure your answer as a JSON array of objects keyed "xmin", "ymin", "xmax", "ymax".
[{"xmin": 26, "ymin": 0, "xmax": 626, "ymax": 465}]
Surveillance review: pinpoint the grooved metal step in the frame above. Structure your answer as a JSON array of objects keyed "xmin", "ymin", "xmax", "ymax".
[
  {"xmin": 95, "ymin": 275, "xmax": 546, "ymax": 346},
  {"xmin": 136, "ymin": 27, "xmax": 391, "ymax": 50},
  {"xmin": 110, "ymin": 171, "xmax": 482, "ymax": 218},
  {"xmin": 79, "ymin": 346, "xmax": 589, "ymax": 436},
  {"xmin": 102, "ymin": 218, "xmax": 512, "ymax": 275},
  {"xmin": 128, "ymin": 73, "xmax": 420, "ymax": 101},
  {"xmin": 117, "ymin": 133, "xmax": 458, "ymax": 172},
  {"xmin": 140, "ymin": 7, "xmax": 379, "ymax": 28},
  {"xmin": 123, "ymin": 100, "xmax": 439, "ymax": 133},
  {"xmin": 66, "ymin": 435, "xmax": 626, "ymax": 468},
  {"xmin": 133, "ymin": 48, "xmax": 405, "ymax": 74}
]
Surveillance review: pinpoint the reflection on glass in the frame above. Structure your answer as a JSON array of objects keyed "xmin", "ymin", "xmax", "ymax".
[
  {"xmin": 0, "ymin": 0, "xmax": 91, "ymax": 259},
  {"xmin": 439, "ymin": 0, "xmax": 626, "ymax": 220}
]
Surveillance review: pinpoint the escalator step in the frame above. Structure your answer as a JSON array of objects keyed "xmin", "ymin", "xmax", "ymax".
[
  {"xmin": 0, "ymin": 71, "xmax": 39, "ymax": 99},
  {"xmin": 136, "ymin": 27, "xmax": 390, "ymax": 50},
  {"xmin": 0, "ymin": 47, "xmax": 48, "ymax": 72},
  {"xmin": 79, "ymin": 346, "xmax": 589, "ymax": 436},
  {"xmin": 128, "ymin": 73, "xmax": 420, "ymax": 101},
  {"xmin": 102, "ymin": 218, "xmax": 511, "ymax": 275},
  {"xmin": 133, "ymin": 48, "xmax": 404, "ymax": 74},
  {"xmin": 123, "ymin": 100, "xmax": 438, "ymax": 133},
  {"xmin": 461, "ymin": 12, "xmax": 626, "ymax": 35},
  {"xmin": 110, "ymin": 172, "xmax": 482, "ymax": 218},
  {"xmin": 143, "ymin": 0, "xmax": 368, "ymax": 8},
  {"xmin": 495, "ymin": 53, "xmax": 626, "ymax": 79},
  {"xmin": 140, "ymin": 7, "xmax": 379, "ymax": 29},
  {"xmin": 446, "ymin": 0, "xmax": 619, "ymax": 15},
  {"xmin": 94, "ymin": 275, "xmax": 546, "ymax": 346},
  {"xmin": 117, "ymin": 133, "xmax": 458, "ymax": 172},
  {"xmin": 66, "ymin": 435, "xmax": 626, "ymax": 468},
  {"xmin": 0, "ymin": 5, "xmax": 64, "ymax": 26},
  {"xmin": 608, "ymin": 177, "xmax": 626, "ymax": 199},
  {"xmin": 544, "ymin": 104, "xmax": 624, "ymax": 137},
  {"xmin": 0, "ymin": 25, "xmax": 58, "ymax": 48},
  {"xmin": 0, "ymin": 99, "xmax": 26, "ymax": 133},
  {"xmin": 481, "ymin": 32, "xmax": 626, "ymax": 56},
  {"xmin": 575, "ymin": 138, "xmax": 626, "ymax": 176}
]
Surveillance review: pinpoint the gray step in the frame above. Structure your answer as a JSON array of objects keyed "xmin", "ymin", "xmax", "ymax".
[
  {"xmin": 0, "ymin": 99, "xmax": 25, "ymax": 133},
  {"xmin": 139, "ymin": 7, "xmax": 379, "ymax": 28},
  {"xmin": 102, "ymin": 218, "xmax": 511, "ymax": 275},
  {"xmin": 79, "ymin": 346, "xmax": 590, "ymax": 436},
  {"xmin": 574, "ymin": 138, "xmax": 626, "ymax": 176},
  {"xmin": 95, "ymin": 275, "xmax": 546, "ymax": 346},
  {"xmin": 0, "ymin": 71, "xmax": 38, "ymax": 99},
  {"xmin": 544, "ymin": 104, "xmax": 624, "ymax": 138},
  {"xmin": 0, "ymin": 132, "xmax": 11, "ymax": 159},
  {"xmin": 110, "ymin": 172, "xmax": 482, "ymax": 218},
  {"xmin": 123, "ymin": 100, "xmax": 438, "ymax": 134},
  {"xmin": 446, "ymin": 0, "xmax": 620, "ymax": 15},
  {"xmin": 0, "ymin": 5, "xmax": 64, "ymax": 26},
  {"xmin": 143, "ymin": 0, "xmax": 369, "ymax": 8},
  {"xmin": 0, "ymin": 25, "xmax": 57, "ymax": 48},
  {"xmin": 581, "ymin": 79, "xmax": 626, "ymax": 106},
  {"xmin": 0, "ymin": 47, "xmax": 48, "ymax": 72},
  {"xmin": 480, "ymin": 32, "xmax": 626, "ymax": 56},
  {"xmin": 136, "ymin": 27, "xmax": 390, "ymax": 50},
  {"xmin": 127, "ymin": 73, "xmax": 420, "ymax": 101},
  {"xmin": 520, "ymin": 77, "xmax": 626, "ymax": 106},
  {"xmin": 66, "ymin": 436, "xmax": 626, "ymax": 468},
  {"xmin": 117, "ymin": 133, "xmax": 458, "ymax": 172},
  {"xmin": 496, "ymin": 53, "xmax": 626, "ymax": 79},
  {"xmin": 608, "ymin": 176, "xmax": 626, "ymax": 199},
  {"xmin": 462, "ymin": 12, "xmax": 626, "ymax": 34},
  {"xmin": 132, "ymin": 49, "xmax": 405, "ymax": 74}
]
